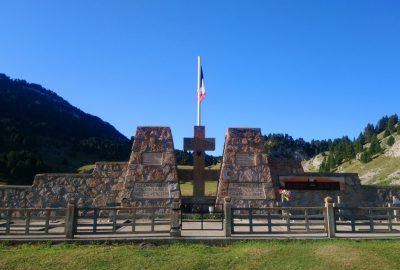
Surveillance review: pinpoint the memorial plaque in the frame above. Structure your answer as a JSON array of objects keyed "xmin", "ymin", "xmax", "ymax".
[
  {"xmin": 142, "ymin": 152, "xmax": 163, "ymax": 166},
  {"xmin": 133, "ymin": 182, "xmax": 170, "ymax": 198},
  {"xmin": 228, "ymin": 183, "xmax": 265, "ymax": 199},
  {"xmin": 236, "ymin": 153, "xmax": 255, "ymax": 167}
]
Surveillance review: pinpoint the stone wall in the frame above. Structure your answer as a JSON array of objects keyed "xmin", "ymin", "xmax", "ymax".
[
  {"xmin": 283, "ymin": 173, "xmax": 400, "ymax": 207},
  {"xmin": 0, "ymin": 162, "xmax": 127, "ymax": 208}
]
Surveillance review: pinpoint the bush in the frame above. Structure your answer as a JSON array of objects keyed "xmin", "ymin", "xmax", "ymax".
[{"xmin": 387, "ymin": 136, "xmax": 395, "ymax": 147}]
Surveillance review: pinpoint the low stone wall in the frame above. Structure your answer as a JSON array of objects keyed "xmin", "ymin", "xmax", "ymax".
[
  {"xmin": 0, "ymin": 185, "xmax": 32, "ymax": 208},
  {"xmin": 0, "ymin": 162, "xmax": 127, "ymax": 208},
  {"xmin": 286, "ymin": 173, "xmax": 400, "ymax": 207}
]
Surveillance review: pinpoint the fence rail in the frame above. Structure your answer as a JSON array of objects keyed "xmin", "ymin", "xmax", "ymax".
[
  {"xmin": 0, "ymin": 208, "xmax": 66, "ymax": 235},
  {"xmin": 76, "ymin": 206, "xmax": 171, "ymax": 234},
  {"xmin": 180, "ymin": 203, "xmax": 224, "ymax": 231},
  {"xmin": 2, "ymin": 200, "xmax": 400, "ymax": 239},
  {"xmin": 334, "ymin": 206, "xmax": 400, "ymax": 233},
  {"xmin": 231, "ymin": 207, "xmax": 326, "ymax": 234}
]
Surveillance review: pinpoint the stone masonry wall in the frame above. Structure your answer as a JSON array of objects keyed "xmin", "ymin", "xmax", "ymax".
[
  {"xmin": 121, "ymin": 126, "xmax": 180, "ymax": 207},
  {"xmin": 0, "ymin": 162, "xmax": 127, "ymax": 208},
  {"xmin": 216, "ymin": 128, "xmax": 276, "ymax": 207}
]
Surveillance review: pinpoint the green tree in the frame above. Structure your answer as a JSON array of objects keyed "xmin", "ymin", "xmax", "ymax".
[
  {"xmin": 387, "ymin": 114, "xmax": 399, "ymax": 133},
  {"xmin": 384, "ymin": 129, "xmax": 391, "ymax": 138},
  {"xmin": 354, "ymin": 140, "xmax": 363, "ymax": 154},
  {"xmin": 360, "ymin": 151, "xmax": 371, "ymax": 164},
  {"xmin": 369, "ymin": 135, "xmax": 382, "ymax": 156},
  {"xmin": 364, "ymin": 124, "xmax": 376, "ymax": 142},
  {"xmin": 387, "ymin": 136, "xmax": 395, "ymax": 147}
]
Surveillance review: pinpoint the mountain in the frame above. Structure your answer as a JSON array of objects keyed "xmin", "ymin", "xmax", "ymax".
[
  {"xmin": 332, "ymin": 132, "xmax": 400, "ymax": 185},
  {"xmin": 0, "ymin": 73, "xmax": 131, "ymax": 184},
  {"xmin": 266, "ymin": 114, "xmax": 400, "ymax": 185}
]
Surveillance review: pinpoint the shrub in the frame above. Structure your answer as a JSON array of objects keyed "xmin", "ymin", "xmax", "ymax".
[{"xmin": 387, "ymin": 136, "xmax": 395, "ymax": 147}]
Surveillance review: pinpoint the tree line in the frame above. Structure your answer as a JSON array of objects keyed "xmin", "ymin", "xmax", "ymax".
[{"xmin": 319, "ymin": 114, "xmax": 399, "ymax": 172}]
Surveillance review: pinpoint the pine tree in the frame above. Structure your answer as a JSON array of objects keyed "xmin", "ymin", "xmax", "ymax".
[
  {"xmin": 384, "ymin": 129, "xmax": 391, "ymax": 138},
  {"xmin": 360, "ymin": 151, "xmax": 371, "ymax": 163},
  {"xmin": 387, "ymin": 136, "xmax": 395, "ymax": 147},
  {"xmin": 364, "ymin": 124, "xmax": 376, "ymax": 142},
  {"xmin": 369, "ymin": 135, "xmax": 382, "ymax": 156},
  {"xmin": 376, "ymin": 116, "xmax": 389, "ymax": 133},
  {"xmin": 354, "ymin": 140, "xmax": 363, "ymax": 154},
  {"xmin": 388, "ymin": 114, "xmax": 399, "ymax": 133},
  {"xmin": 327, "ymin": 149, "xmax": 336, "ymax": 170},
  {"xmin": 319, "ymin": 157, "xmax": 328, "ymax": 172}
]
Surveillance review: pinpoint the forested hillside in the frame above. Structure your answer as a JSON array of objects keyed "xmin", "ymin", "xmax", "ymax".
[{"xmin": 0, "ymin": 73, "xmax": 131, "ymax": 184}]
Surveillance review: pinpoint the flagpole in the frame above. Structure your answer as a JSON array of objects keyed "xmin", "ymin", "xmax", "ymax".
[{"xmin": 197, "ymin": 56, "xmax": 201, "ymax": 126}]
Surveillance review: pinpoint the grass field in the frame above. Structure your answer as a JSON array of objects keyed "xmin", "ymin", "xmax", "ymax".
[
  {"xmin": 180, "ymin": 181, "xmax": 218, "ymax": 196},
  {"xmin": 1, "ymin": 240, "xmax": 400, "ymax": 270}
]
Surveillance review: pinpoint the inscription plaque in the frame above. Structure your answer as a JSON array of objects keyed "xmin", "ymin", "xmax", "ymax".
[
  {"xmin": 228, "ymin": 183, "xmax": 265, "ymax": 199},
  {"xmin": 236, "ymin": 153, "xmax": 255, "ymax": 167},
  {"xmin": 133, "ymin": 182, "xmax": 169, "ymax": 198},
  {"xmin": 142, "ymin": 152, "xmax": 163, "ymax": 166}
]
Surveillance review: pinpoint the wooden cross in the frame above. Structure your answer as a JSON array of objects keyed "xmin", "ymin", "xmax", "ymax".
[{"xmin": 183, "ymin": 126, "xmax": 215, "ymax": 197}]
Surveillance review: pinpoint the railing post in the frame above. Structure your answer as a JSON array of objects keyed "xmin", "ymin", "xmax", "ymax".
[
  {"xmin": 65, "ymin": 202, "xmax": 77, "ymax": 239},
  {"xmin": 324, "ymin": 197, "xmax": 336, "ymax": 238},
  {"xmin": 224, "ymin": 197, "xmax": 232, "ymax": 237},
  {"xmin": 170, "ymin": 198, "xmax": 181, "ymax": 237}
]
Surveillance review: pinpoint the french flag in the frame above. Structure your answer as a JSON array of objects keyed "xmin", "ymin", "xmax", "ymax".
[{"xmin": 198, "ymin": 67, "xmax": 206, "ymax": 103}]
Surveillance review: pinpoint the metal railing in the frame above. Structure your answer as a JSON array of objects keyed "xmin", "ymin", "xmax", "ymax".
[{"xmin": 180, "ymin": 203, "xmax": 224, "ymax": 231}]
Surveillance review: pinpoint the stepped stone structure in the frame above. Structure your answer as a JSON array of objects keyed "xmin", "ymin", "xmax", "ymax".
[
  {"xmin": 0, "ymin": 126, "xmax": 180, "ymax": 209},
  {"xmin": 120, "ymin": 126, "xmax": 180, "ymax": 207},
  {"xmin": 1, "ymin": 125, "xmax": 400, "ymax": 209},
  {"xmin": 216, "ymin": 128, "xmax": 276, "ymax": 207}
]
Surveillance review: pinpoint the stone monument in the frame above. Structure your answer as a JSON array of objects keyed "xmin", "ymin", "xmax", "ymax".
[
  {"xmin": 183, "ymin": 126, "xmax": 215, "ymax": 197},
  {"xmin": 215, "ymin": 128, "xmax": 276, "ymax": 207},
  {"xmin": 121, "ymin": 126, "xmax": 180, "ymax": 207}
]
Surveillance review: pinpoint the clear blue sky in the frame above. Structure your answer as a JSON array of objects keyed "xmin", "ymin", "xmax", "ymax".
[{"xmin": 1, "ymin": 1, "xmax": 399, "ymax": 155}]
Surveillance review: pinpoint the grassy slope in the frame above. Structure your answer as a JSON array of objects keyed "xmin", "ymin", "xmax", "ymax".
[
  {"xmin": 340, "ymin": 155, "xmax": 400, "ymax": 185},
  {"xmin": 1, "ymin": 240, "xmax": 400, "ymax": 270},
  {"xmin": 339, "ymin": 133, "xmax": 400, "ymax": 185},
  {"xmin": 304, "ymin": 132, "xmax": 400, "ymax": 186}
]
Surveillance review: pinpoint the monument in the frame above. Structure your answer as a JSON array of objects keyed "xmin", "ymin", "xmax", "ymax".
[
  {"xmin": 120, "ymin": 126, "xmax": 180, "ymax": 207},
  {"xmin": 183, "ymin": 126, "xmax": 215, "ymax": 197},
  {"xmin": 216, "ymin": 128, "xmax": 276, "ymax": 208},
  {"xmin": 2, "ymin": 57, "xmax": 400, "ymax": 212}
]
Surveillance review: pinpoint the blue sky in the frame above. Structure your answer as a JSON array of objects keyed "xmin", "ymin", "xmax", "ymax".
[{"xmin": 1, "ymin": 1, "xmax": 399, "ymax": 155}]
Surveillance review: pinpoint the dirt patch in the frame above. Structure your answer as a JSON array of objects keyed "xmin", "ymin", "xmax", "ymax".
[{"xmin": 360, "ymin": 170, "xmax": 381, "ymax": 183}]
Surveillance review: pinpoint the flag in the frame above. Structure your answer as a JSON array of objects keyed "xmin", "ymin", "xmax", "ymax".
[{"xmin": 198, "ymin": 67, "xmax": 206, "ymax": 102}]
